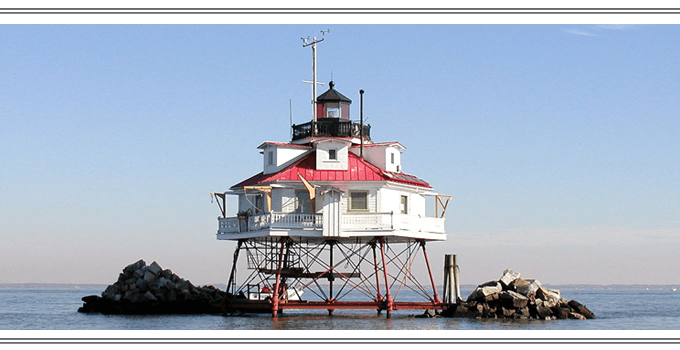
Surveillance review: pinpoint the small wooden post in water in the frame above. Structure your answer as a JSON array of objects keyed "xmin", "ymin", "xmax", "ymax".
[{"xmin": 443, "ymin": 254, "xmax": 461, "ymax": 304}]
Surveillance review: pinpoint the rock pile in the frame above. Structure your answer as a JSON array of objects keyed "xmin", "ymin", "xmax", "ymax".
[
  {"xmin": 442, "ymin": 269, "xmax": 595, "ymax": 320},
  {"xmin": 77, "ymin": 259, "xmax": 228, "ymax": 314}
]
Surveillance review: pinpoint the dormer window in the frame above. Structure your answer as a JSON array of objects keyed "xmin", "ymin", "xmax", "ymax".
[
  {"xmin": 259, "ymin": 142, "xmax": 311, "ymax": 175},
  {"xmin": 316, "ymin": 139, "xmax": 349, "ymax": 170}
]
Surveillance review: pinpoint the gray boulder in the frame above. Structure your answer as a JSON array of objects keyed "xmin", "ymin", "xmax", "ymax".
[{"xmin": 499, "ymin": 269, "xmax": 521, "ymax": 287}]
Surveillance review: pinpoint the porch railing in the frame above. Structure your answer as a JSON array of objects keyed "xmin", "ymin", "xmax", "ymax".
[
  {"xmin": 217, "ymin": 212, "xmax": 445, "ymax": 234},
  {"xmin": 342, "ymin": 212, "xmax": 446, "ymax": 234},
  {"xmin": 218, "ymin": 212, "xmax": 323, "ymax": 234}
]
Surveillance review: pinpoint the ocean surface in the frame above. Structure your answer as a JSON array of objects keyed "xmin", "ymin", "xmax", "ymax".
[{"xmin": 1, "ymin": 286, "xmax": 680, "ymax": 330}]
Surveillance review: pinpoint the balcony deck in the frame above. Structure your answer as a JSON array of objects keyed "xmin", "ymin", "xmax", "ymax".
[
  {"xmin": 216, "ymin": 212, "xmax": 446, "ymax": 242},
  {"xmin": 292, "ymin": 119, "xmax": 371, "ymax": 141}
]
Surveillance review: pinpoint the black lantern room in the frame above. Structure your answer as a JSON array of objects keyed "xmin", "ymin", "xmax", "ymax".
[{"xmin": 315, "ymin": 81, "xmax": 352, "ymax": 119}]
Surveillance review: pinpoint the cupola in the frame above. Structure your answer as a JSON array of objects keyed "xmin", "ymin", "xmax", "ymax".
[
  {"xmin": 315, "ymin": 81, "xmax": 351, "ymax": 119},
  {"xmin": 291, "ymin": 80, "xmax": 370, "ymax": 143}
]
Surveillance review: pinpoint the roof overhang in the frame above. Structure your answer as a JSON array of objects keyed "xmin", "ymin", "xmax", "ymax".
[
  {"xmin": 257, "ymin": 141, "xmax": 312, "ymax": 150},
  {"xmin": 352, "ymin": 141, "xmax": 406, "ymax": 150}
]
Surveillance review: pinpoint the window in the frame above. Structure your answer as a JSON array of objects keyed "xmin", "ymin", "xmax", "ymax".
[
  {"xmin": 349, "ymin": 191, "xmax": 368, "ymax": 211},
  {"xmin": 391, "ymin": 153, "xmax": 395, "ymax": 164},
  {"xmin": 267, "ymin": 151, "xmax": 274, "ymax": 166},
  {"xmin": 295, "ymin": 190, "xmax": 312, "ymax": 213},
  {"xmin": 329, "ymin": 149, "xmax": 337, "ymax": 160},
  {"xmin": 326, "ymin": 107, "xmax": 339, "ymax": 118},
  {"xmin": 400, "ymin": 195, "xmax": 408, "ymax": 214},
  {"xmin": 254, "ymin": 195, "xmax": 265, "ymax": 213}
]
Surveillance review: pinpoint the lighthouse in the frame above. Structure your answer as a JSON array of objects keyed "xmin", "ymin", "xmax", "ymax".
[{"xmin": 212, "ymin": 37, "xmax": 451, "ymax": 317}]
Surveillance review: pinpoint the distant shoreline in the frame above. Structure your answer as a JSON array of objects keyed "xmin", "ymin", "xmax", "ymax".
[
  {"xmin": 0, "ymin": 283, "xmax": 225, "ymax": 290},
  {"xmin": 0, "ymin": 283, "xmax": 109, "ymax": 290},
  {"xmin": 0, "ymin": 283, "xmax": 677, "ymax": 290}
]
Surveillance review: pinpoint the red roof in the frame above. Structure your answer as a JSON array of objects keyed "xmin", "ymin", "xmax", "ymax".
[{"xmin": 231, "ymin": 151, "xmax": 431, "ymax": 189}]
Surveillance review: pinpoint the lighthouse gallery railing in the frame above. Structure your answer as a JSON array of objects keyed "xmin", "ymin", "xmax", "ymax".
[{"xmin": 292, "ymin": 119, "xmax": 371, "ymax": 141}]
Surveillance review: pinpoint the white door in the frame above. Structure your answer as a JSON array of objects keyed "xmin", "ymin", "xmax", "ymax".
[{"xmin": 322, "ymin": 190, "xmax": 341, "ymax": 237}]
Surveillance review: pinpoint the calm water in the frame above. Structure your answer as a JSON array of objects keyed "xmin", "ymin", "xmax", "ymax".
[{"xmin": 1, "ymin": 287, "xmax": 680, "ymax": 330}]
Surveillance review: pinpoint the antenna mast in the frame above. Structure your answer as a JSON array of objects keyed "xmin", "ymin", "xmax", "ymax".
[{"xmin": 302, "ymin": 29, "xmax": 329, "ymax": 123}]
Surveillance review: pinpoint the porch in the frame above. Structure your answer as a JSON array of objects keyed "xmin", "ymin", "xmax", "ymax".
[{"xmin": 216, "ymin": 211, "xmax": 446, "ymax": 239}]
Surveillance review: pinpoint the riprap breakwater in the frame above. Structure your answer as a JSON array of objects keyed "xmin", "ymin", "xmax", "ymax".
[
  {"xmin": 78, "ymin": 259, "xmax": 227, "ymax": 314},
  {"xmin": 442, "ymin": 269, "xmax": 595, "ymax": 320}
]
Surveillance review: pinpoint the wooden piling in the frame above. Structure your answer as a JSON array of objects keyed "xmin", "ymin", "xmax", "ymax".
[{"xmin": 443, "ymin": 254, "xmax": 461, "ymax": 304}]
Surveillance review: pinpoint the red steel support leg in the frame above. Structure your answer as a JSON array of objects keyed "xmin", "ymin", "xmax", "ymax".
[
  {"xmin": 328, "ymin": 241, "xmax": 335, "ymax": 316},
  {"xmin": 379, "ymin": 237, "xmax": 393, "ymax": 318},
  {"xmin": 371, "ymin": 241, "xmax": 383, "ymax": 301},
  {"xmin": 371, "ymin": 241, "xmax": 383, "ymax": 315},
  {"xmin": 419, "ymin": 240, "xmax": 442, "ymax": 304},
  {"xmin": 272, "ymin": 237, "xmax": 287, "ymax": 317}
]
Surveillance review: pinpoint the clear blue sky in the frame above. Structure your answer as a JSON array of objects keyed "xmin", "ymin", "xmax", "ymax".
[{"xmin": 1, "ymin": 24, "xmax": 678, "ymax": 286}]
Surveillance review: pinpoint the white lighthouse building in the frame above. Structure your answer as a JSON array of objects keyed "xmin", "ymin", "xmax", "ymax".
[
  {"xmin": 218, "ymin": 80, "xmax": 447, "ymax": 243},
  {"xmin": 212, "ymin": 38, "xmax": 451, "ymax": 317}
]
